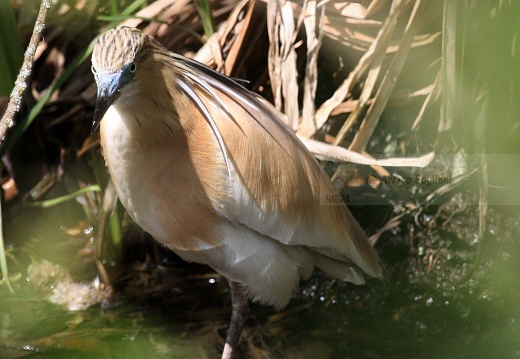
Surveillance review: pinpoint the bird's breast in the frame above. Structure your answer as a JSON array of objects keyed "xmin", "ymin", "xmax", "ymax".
[{"xmin": 100, "ymin": 103, "xmax": 226, "ymax": 252}]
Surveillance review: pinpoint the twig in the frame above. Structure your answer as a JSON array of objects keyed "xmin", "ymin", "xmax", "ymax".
[{"xmin": 0, "ymin": 0, "xmax": 51, "ymax": 143}]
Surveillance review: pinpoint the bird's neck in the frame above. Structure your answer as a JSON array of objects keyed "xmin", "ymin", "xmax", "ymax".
[{"xmin": 109, "ymin": 75, "xmax": 184, "ymax": 143}]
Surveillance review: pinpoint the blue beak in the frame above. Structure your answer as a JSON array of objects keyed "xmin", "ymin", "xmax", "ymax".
[{"xmin": 92, "ymin": 72, "xmax": 122, "ymax": 133}]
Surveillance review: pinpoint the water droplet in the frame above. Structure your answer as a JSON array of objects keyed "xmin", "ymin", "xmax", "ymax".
[
  {"xmin": 416, "ymin": 321, "xmax": 427, "ymax": 330},
  {"xmin": 23, "ymin": 344, "xmax": 37, "ymax": 351}
]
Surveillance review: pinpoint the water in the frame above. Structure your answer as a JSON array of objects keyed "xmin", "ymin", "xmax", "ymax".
[{"xmin": 0, "ymin": 201, "xmax": 519, "ymax": 358}]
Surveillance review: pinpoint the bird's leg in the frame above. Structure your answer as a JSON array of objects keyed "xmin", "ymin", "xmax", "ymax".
[{"xmin": 221, "ymin": 280, "xmax": 249, "ymax": 359}]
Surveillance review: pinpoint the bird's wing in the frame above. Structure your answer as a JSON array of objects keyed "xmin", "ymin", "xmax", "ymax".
[{"xmin": 173, "ymin": 54, "xmax": 381, "ymax": 278}]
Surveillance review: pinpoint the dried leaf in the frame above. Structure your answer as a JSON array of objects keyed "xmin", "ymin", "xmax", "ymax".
[
  {"xmin": 298, "ymin": 0, "xmax": 407, "ymax": 138},
  {"xmin": 300, "ymin": 0, "xmax": 324, "ymax": 130},
  {"xmin": 350, "ymin": 0, "xmax": 425, "ymax": 152},
  {"xmin": 267, "ymin": 0, "xmax": 299, "ymax": 128},
  {"xmin": 298, "ymin": 136, "xmax": 434, "ymax": 167}
]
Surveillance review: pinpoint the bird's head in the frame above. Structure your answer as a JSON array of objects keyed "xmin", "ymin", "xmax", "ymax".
[
  {"xmin": 91, "ymin": 27, "xmax": 149, "ymax": 133},
  {"xmin": 90, "ymin": 27, "xmax": 234, "ymax": 173}
]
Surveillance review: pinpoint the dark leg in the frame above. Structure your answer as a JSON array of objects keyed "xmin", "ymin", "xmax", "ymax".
[{"xmin": 221, "ymin": 280, "xmax": 249, "ymax": 359}]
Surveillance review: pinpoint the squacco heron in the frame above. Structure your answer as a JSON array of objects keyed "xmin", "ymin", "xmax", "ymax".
[{"xmin": 91, "ymin": 26, "xmax": 381, "ymax": 359}]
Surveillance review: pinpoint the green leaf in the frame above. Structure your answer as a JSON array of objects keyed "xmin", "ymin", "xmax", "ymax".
[
  {"xmin": 194, "ymin": 0, "xmax": 215, "ymax": 38},
  {"xmin": 29, "ymin": 185, "xmax": 101, "ymax": 208}
]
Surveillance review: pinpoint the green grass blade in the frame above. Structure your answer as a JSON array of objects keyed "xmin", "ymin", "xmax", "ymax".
[
  {"xmin": 195, "ymin": 0, "xmax": 215, "ymax": 38},
  {"xmin": 0, "ymin": 202, "xmax": 14, "ymax": 293},
  {"xmin": 109, "ymin": 0, "xmax": 119, "ymax": 16},
  {"xmin": 109, "ymin": 209, "xmax": 122, "ymax": 248},
  {"xmin": 29, "ymin": 185, "xmax": 101, "ymax": 208}
]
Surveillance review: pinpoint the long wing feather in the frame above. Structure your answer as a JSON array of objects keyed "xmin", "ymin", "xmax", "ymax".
[
  {"xmin": 176, "ymin": 75, "xmax": 234, "ymax": 178},
  {"xmin": 172, "ymin": 54, "xmax": 382, "ymax": 278}
]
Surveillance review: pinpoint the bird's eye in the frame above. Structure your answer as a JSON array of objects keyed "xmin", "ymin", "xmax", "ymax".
[{"xmin": 129, "ymin": 62, "xmax": 137, "ymax": 74}]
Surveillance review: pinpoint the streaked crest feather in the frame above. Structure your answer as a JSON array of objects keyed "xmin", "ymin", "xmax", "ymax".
[{"xmin": 92, "ymin": 27, "xmax": 147, "ymax": 74}]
